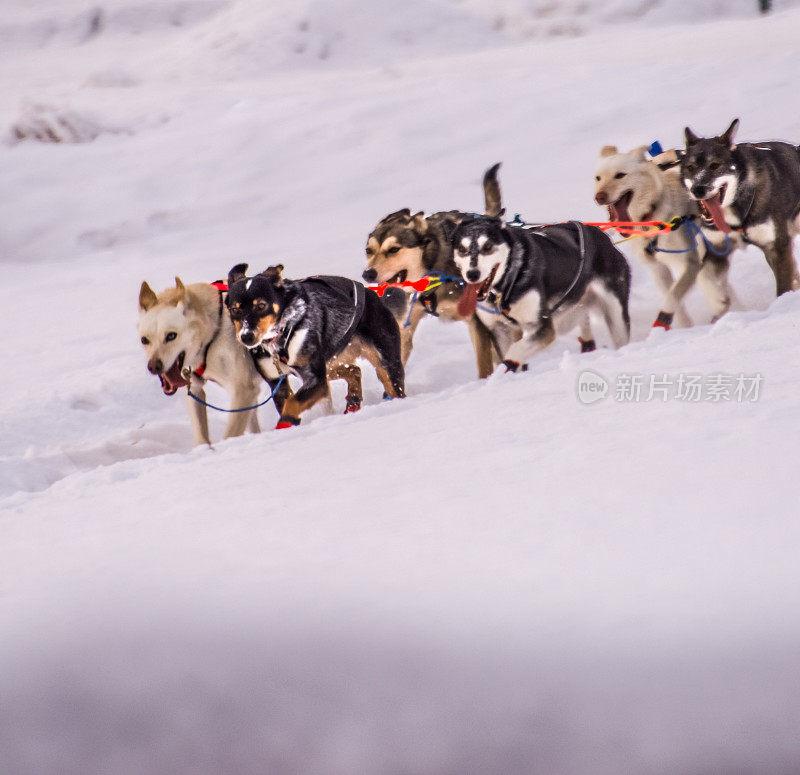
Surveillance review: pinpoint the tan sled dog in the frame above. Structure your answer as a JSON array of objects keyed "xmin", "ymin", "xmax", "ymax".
[
  {"xmin": 594, "ymin": 146, "xmax": 737, "ymax": 328},
  {"xmin": 362, "ymin": 164, "xmax": 503, "ymax": 377},
  {"xmin": 138, "ymin": 278, "xmax": 280, "ymax": 446}
]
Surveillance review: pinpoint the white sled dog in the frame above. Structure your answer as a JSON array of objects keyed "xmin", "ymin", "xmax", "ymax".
[
  {"xmin": 594, "ymin": 145, "xmax": 738, "ymax": 329},
  {"xmin": 138, "ymin": 278, "xmax": 270, "ymax": 446}
]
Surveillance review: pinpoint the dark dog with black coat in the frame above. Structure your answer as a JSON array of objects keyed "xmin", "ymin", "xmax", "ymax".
[
  {"xmin": 451, "ymin": 217, "xmax": 631, "ymax": 371},
  {"xmin": 225, "ymin": 264, "xmax": 405, "ymax": 428},
  {"xmin": 681, "ymin": 118, "xmax": 800, "ymax": 295}
]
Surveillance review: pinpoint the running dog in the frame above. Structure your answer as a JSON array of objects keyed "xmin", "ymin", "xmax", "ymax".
[
  {"xmin": 225, "ymin": 264, "xmax": 405, "ymax": 428},
  {"xmin": 594, "ymin": 145, "xmax": 736, "ymax": 329},
  {"xmin": 451, "ymin": 216, "xmax": 631, "ymax": 371},
  {"xmin": 362, "ymin": 164, "xmax": 503, "ymax": 378},
  {"xmin": 138, "ymin": 278, "xmax": 286, "ymax": 446},
  {"xmin": 681, "ymin": 118, "xmax": 800, "ymax": 296}
]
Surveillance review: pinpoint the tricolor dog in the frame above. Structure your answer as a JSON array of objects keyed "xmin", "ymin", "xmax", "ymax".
[
  {"xmin": 451, "ymin": 216, "xmax": 631, "ymax": 371},
  {"xmin": 138, "ymin": 278, "xmax": 280, "ymax": 446},
  {"xmin": 681, "ymin": 118, "xmax": 800, "ymax": 296},
  {"xmin": 362, "ymin": 164, "xmax": 503, "ymax": 378},
  {"xmin": 594, "ymin": 145, "xmax": 736, "ymax": 329},
  {"xmin": 225, "ymin": 264, "xmax": 405, "ymax": 428}
]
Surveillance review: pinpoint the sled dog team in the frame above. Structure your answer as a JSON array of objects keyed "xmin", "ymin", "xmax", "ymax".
[{"xmin": 138, "ymin": 119, "xmax": 800, "ymax": 445}]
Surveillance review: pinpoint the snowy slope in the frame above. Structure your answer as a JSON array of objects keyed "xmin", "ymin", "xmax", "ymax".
[{"xmin": 2, "ymin": 1, "xmax": 800, "ymax": 773}]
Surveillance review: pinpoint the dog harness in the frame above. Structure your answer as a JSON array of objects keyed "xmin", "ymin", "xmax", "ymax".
[
  {"xmin": 484, "ymin": 221, "xmax": 587, "ymax": 322},
  {"xmin": 304, "ymin": 276, "xmax": 367, "ymax": 355},
  {"xmin": 193, "ymin": 281, "xmax": 227, "ymax": 379}
]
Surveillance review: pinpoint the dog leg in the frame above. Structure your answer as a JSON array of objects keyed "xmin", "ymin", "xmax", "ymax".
[
  {"xmin": 361, "ymin": 342, "xmax": 406, "ymax": 399},
  {"xmin": 648, "ymin": 260, "xmax": 692, "ymax": 328},
  {"xmin": 665, "ymin": 257, "xmax": 701, "ymax": 325},
  {"xmin": 697, "ymin": 256, "xmax": 733, "ymax": 322},
  {"xmin": 399, "ymin": 302, "xmax": 427, "ymax": 367},
  {"xmin": 467, "ymin": 314, "xmax": 496, "ymax": 378},
  {"xmin": 501, "ymin": 317, "xmax": 557, "ymax": 369},
  {"xmin": 578, "ymin": 314, "xmax": 596, "ymax": 352},
  {"xmin": 760, "ymin": 226, "xmax": 797, "ymax": 296},
  {"xmin": 247, "ymin": 408, "xmax": 261, "ymax": 434},
  {"xmin": 184, "ymin": 382, "xmax": 211, "ymax": 446},
  {"xmin": 269, "ymin": 377, "xmax": 293, "ymax": 418},
  {"xmin": 223, "ymin": 386, "xmax": 261, "ymax": 439},
  {"xmin": 276, "ymin": 368, "xmax": 329, "ymax": 428},
  {"xmin": 327, "ymin": 362, "xmax": 363, "ymax": 413}
]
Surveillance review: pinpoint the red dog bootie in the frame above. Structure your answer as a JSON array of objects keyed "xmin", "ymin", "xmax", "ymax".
[
  {"xmin": 344, "ymin": 398, "xmax": 361, "ymax": 414},
  {"xmin": 652, "ymin": 311, "xmax": 673, "ymax": 330},
  {"xmin": 578, "ymin": 337, "xmax": 596, "ymax": 353},
  {"xmin": 275, "ymin": 416, "xmax": 300, "ymax": 430}
]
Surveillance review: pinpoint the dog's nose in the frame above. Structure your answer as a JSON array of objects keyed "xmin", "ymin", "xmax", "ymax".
[
  {"xmin": 147, "ymin": 358, "xmax": 162, "ymax": 375},
  {"xmin": 362, "ymin": 268, "xmax": 377, "ymax": 283},
  {"xmin": 240, "ymin": 330, "xmax": 256, "ymax": 346},
  {"xmin": 594, "ymin": 191, "xmax": 608, "ymax": 205},
  {"xmin": 691, "ymin": 183, "xmax": 708, "ymax": 199},
  {"xmin": 466, "ymin": 269, "xmax": 481, "ymax": 283}
]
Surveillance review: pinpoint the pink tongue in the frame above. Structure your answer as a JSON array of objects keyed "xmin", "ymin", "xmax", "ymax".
[
  {"xmin": 458, "ymin": 283, "xmax": 481, "ymax": 317},
  {"xmin": 702, "ymin": 192, "xmax": 731, "ymax": 233},
  {"xmin": 160, "ymin": 361, "xmax": 187, "ymax": 395},
  {"xmin": 609, "ymin": 200, "xmax": 630, "ymax": 223}
]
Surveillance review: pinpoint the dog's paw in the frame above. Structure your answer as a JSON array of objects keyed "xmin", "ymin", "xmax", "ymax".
[{"xmin": 652, "ymin": 311, "xmax": 673, "ymax": 330}]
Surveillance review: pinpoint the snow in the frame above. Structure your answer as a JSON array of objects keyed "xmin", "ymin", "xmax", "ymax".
[{"xmin": 2, "ymin": 1, "xmax": 800, "ymax": 773}]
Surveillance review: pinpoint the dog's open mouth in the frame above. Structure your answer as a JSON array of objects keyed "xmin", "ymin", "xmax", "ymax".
[
  {"xmin": 607, "ymin": 190, "xmax": 633, "ymax": 223},
  {"xmin": 387, "ymin": 269, "xmax": 408, "ymax": 284},
  {"xmin": 159, "ymin": 351, "xmax": 187, "ymax": 395},
  {"xmin": 457, "ymin": 264, "xmax": 499, "ymax": 317},
  {"xmin": 696, "ymin": 184, "xmax": 731, "ymax": 233}
]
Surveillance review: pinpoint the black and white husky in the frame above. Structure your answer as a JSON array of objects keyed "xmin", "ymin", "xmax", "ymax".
[
  {"xmin": 681, "ymin": 118, "xmax": 800, "ymax": 295},
  {"xmin": 451, "ymin": 216, "xmax": 631, "ymax": 372}
]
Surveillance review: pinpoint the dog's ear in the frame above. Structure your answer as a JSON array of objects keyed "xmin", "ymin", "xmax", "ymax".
[
  {"xmin": 600, "ymin": 145, "xmax": 618, "ymax": 157},
  {"xmin": 633, "ymin": 146, "xmax": 649, "ymax": 161},
  {"xmin": 139, "ymin": 281, "xmax": 157, "ymax": 311},
  {"xmin": 684, "ymin": 126, "xmax": 699, "ymax": 147},
  {"xmin": 174, "ymin": 276, "xmax": 186, "ymax": 297},
  {"xmin": 227, "ymin": 263, "xmax": 248, "ymax": 288},
  {"xmin": 720, "ymin": 118, "xmax": 739, "ymax": 149},
  {"xmin": 412, "ymin": 211, "xmax": 428, "ymax": 234},
  {"xmin": 260, "ymin": 264, "xmax": 284, "ymax": 287},
  {"xmin": 386, "ymin": 208, "xmax": 411, "ymax": 221}
]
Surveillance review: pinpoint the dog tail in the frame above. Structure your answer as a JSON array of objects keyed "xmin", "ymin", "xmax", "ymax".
[{"xmin": 483, "ymin": 162, "xmax": 503, "ymax": 217}]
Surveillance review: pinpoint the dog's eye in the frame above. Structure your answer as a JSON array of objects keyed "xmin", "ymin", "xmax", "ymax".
[
  {"xmin": 614, "ymin": 172, "xmax": 626, "ymax": 179},
  {"xmin": 457, "ymin": 245, "xmax": 469, "ymax": 256},
  {"xmin": 480, "ymin": 243, "xmax": 495, "ymax": 254},
  {"xmin": 140, "ymin": 336, "xmax": 149, "ymax": 345},
  {"xmin": 709, "ymin": 162, "xmax": 720, "ymax": 171},
  {"xmin": 164, "ymin": 331, "xmax": 177, "ymax": 342},
  {"xmin": 595, "ymin": 175, "xmax": 600, "ymax": 181},
  {"xmin": 365, "ymin": 247, "xmax": 374, "ymax": 256},
  {"xmin": 385, "ymin": 246, "xmax": 400, "ymax": 255},
  {"xmin": 254, "ymin": 300, "xmax": 268, "ymax": 312},
  {"xmin": 686, "ymin": 164, "xmax": 696, "ymax": 173},
  {"xmin": 229, "ymin": 307, "xmax": 243, "ymax": 320}
]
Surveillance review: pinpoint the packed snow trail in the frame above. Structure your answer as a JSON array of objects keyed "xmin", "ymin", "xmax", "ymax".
[{"xmin": 2, "ymin": 1, "xmax": 800, "ymax": 773}]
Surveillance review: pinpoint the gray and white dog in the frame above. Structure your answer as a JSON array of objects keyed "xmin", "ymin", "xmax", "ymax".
[
  {"xmin": 681, "ymin": 118, "xmax": 800, "ymax": 296},
  {"xmin": 450, "ymin": 216, "xmax": 631, "ymax": 372}
]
